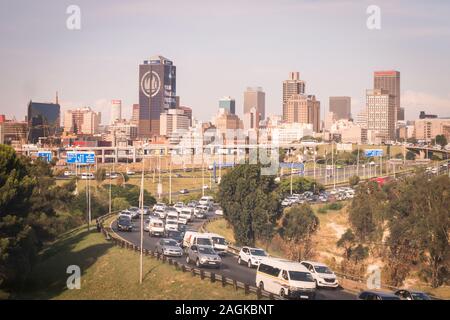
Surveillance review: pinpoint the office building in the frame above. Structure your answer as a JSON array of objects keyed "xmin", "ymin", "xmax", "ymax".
[
  {"xmin": 366, "ymin": 89, "xmax": 396, "ymax": 142},
  {"xmin": 219, "ymin": 96, "xmax": 236, "ymax": 114},
  {"xmin": 244, "ymin": 87, "xmax": 265, "ymax": 120},
  {"xmin": 329, "ymin": 96, "xmax": 351, "ymax": 120},
  {"xmin": 63, "ymin": 107, "xmax": 101, "ymax": 135},
  {"xmin": 374, "ymin": 70, "xmax": 401, "ymax": 121},
  {"xmin": 160, "ymin": 108, "xmax": 191, "ymax": 137},
  {"xmin": 284, "ymin": 94, "xmax": 321, "ymax": 132},
  {"xmin": 244, "ymin": 107, "xmax": 261, "ymax": 131},
  {"xmin": 138, "ymin": 55, "xmax": 176, "ymax": 138},
  {"xmin": 108, "ymin": 121, "xmax": 138, "ymax": 147},
  {"xmin": 111, "ymin": 100, "xmax": 122, "ymax": 124},
  {"xmin": 414, "ymin": 118, "xmax": 450, "ymax": 142},
  {"xmin": 0, "ymin": 120, "xmax": 28, "ymax": 146},
  {"xmin": 131, "ymin": 104, "xmax": 140, "ymax": 125},
  {"xmin": 283, "ymin": 72, "xmax": 305, "ymax": 121},
  {"xmin": 356, "ymin": 108, "xmax": 368, "ymax": 129},
  {"xmin": 27, "ymin": 101, "xmax": 61, "ymax": 144}
]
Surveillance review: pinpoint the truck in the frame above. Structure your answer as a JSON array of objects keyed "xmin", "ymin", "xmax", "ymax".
[
  {"xmin": 183, "ymin": 231, "xmax": 214, "ymax": 249},
  {"xmin": 148, "ymin": 218, "xmax": 165, "ymax": 237}
]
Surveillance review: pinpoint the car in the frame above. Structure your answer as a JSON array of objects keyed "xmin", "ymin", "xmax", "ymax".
[
  {"xmin": 119, "ymin": 210, "xmax": 133, "ymax": 220},
  {"xmin": 187, "ymin": 201, "xmax": 198, "ymax": 208},
  {"xmin": 110, "ymin": 172, "xmax": 119, "ymax": 179},
  {"xmin": 153, "ymin": 202, "xmax": 166, "ymax": 211},
  {"xmin": 281, "ymin": 199, "xmax": 291, "ymax": 206},
  {"xmin": 164, "ymin": 230, "xmax": 184, "ymax": 246},
  {"xmin": 117, "ymin": 215, "xmax": 133, "ymax": 232},
  {"xmin": 179, "ymin": 189, "xmax": 189, "ymax": 194},
  {"xmin": 203, "ymin": 233, "xmax": 228, "ymax": 255},
  {"xmin": 394, "ymin": 289, "xmax": 431, "ymax": 300},
  {"xmin": 128, "ymin": 207, "xmax": 140, "ymax": 219},
  {"xmin": 238, "ymin": 246, "xmax": 268, "ymax": 268},
  {"xmin": 214, "ymin": 208, "xmax": 223, "ymax": 216},
  {"xmin": 126, "ymin": 169, "xmax": 135, "ymax": 175},
  {"xmin": 143, "ymin": 218, "xmax": 151, "ymax": 231},
  {"xmin": 185, "ymin": 245, "xmax": 222, "ymax": 268},
  {"xmin": 179, "ymin": 208, "xmax": 193, "ymax": 222},
  {"xmin": 155, "ymin": 238, "xmax": 183, "ymax": 257},
  {"xmin": 81, "ymin": 173, "xmax": 94, "ymax": 180},
  {"xmin": 154, "ymin": 208, "xmax": 167, "ymax": 219},
  {"xmin": 256, "ymin": 258, "xmax": 316, "ymax": 299},
  {"xmin": 183, "ymin": 231, "xmax": 214, "ymax": 248},
  {"xmin": 358, "ymin": 290, "xmax": 401, "ymax": 300},
  {"xmin": 165, "ymin": 220, "xmax": 179, "ymax": 232},
  {"xmin": 64, "ymin": 170, "xmax": 76, "ymax": 177},
  {"xmin": 199, "ymin": 196, "xmax": 213, "ymax": 206},
  {"xmin": 173, "ymin": 202, "xmax": 185, "ymax": 212},
  {"xmin": 149, "ymin": 218, "xmax": 165, "ymax": 237},
  {"xmin": 202, "ymin": 185, "xmax": 209, "ymax": 190},
  {"xmin": 300, "ymin": 261, "xmax": 339, "ymax": 288}
]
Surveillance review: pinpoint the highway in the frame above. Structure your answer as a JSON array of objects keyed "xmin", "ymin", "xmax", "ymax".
[{"xmin": 111, "ymin": 213, "xmax": 357, "ymax": 300}]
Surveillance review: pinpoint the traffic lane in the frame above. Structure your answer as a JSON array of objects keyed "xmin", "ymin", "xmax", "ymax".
[{"xmin": 112, "ymin": 217, "xmax": 356, "ymax": 300}]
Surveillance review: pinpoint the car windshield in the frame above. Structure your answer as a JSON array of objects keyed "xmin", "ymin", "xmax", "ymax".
[
  {"xmin": 168, "ymin": 231, "xmax": 182, "ymax": 238},
  {"xmin": 197, "ymin": 238, "xmax": 213, "ymax": 246},
  {"xmin": 250, "ymin": 249, "xmax": 267, "ymax": 256},
  {"xmin": 153, "ymin": 222, "xmax": 163, "ymax": 227},
  {"xmin": 411, "ymin": 292, "xmax": 431, "ymax": 300},
  {"xmin": 119, "ymin": 219, "xmax": 131, "ymax": 225},
  {"xmin": 288, "ymin": 271, "xmax": 315, "ymax": 282},
  {"xmin": 212, "ymin": 237, "xmax": 226, "ymax": 245},
  {"xmin": 162, "ymin": 240, "xmax": 178, "ymax": 246},
  {"xmin": 198, "ymin": 247, "xmax": 215, "ymax": 254},
  {"xmin": 314, "ymin": 266, "xmax": 332, "ymax": 274}
]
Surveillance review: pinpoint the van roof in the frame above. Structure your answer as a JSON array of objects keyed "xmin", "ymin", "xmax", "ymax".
[
  {"xmin": 301, "ymin": 260, "xmax": 328, "ymax": 267},
  {"xmin": 260, "ymin": 257, "xmax": 309, "ymax": 272},
  {"xmin": 202, "ymin": 233, "xmax": 224, "ymax": 238}
]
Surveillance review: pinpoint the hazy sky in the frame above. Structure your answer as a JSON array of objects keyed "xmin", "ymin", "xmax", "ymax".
[{"xmin": 1, "ymin": 0, "xmax": 450, "ymax": 124}]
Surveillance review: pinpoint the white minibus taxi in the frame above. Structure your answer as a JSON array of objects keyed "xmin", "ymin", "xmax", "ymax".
[{"xmin": 256, "ymin": 257, "xmax": 316, "ymax": 300}]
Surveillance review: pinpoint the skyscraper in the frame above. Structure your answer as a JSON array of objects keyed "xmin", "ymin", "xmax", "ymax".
[
  {"xmin": 329, "ymin": 96, "xmax": 351, "ymax": 120},
  {"xmin": 366, "ymin": 89, "xmax": 396, "ymax": 141},
  {"xmin": 283, "ymin": 72, "xmax": 305, "ymax": 121},
  {"xmin": 219, "ymin": 96, "xmax": 236, "ymax": 114},
  {"xmin": 111, "ymin": 100, "xmax": 122, "ymax": 124},
  {"xmin": 138, "ymin": 55, "xmax": 176, "ymax": 138},
  {"xmin": 131, "ymin": 104, "xmax": 139, "ymax": 125},
  {"xmin": 285, "ymin": 94, "xmax": 321, "ymax": 133},
  {"xmin": 244, "ymin": 87, "xmax": 265, "ymax": 120},
  {"xmin": 63, "ymin": 107, "xmax": 101, "ymax": 135},
  {"xmin": 374, "ymin": 70, "xmax": 401, "ymax": 121},
  {"xmin": 27, "ymin": 101, "xmax": 61, "ymax": 144}
]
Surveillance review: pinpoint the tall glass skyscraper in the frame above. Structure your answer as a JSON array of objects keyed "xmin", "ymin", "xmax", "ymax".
[
  {"xmin": 138, "ymin": 55, "xmax": 176, "ymax": 138},
  {"xmin": 219, "ymin": 96, "xmax": 235, "ymax": 114},
  {"xmin": 27, "ymin": 101, "xmax": 60, "ymax": 144}
]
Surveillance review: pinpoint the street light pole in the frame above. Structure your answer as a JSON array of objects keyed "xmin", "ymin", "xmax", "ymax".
[
  {"xmin": 290, "ymin": 161, "xmax": 293, "ymax": 195},
  {"xmin": 169, "ymin": 159, "xmax": 172, "ymax": 205},
  {"xmin": 109, "ymin": 167, "xmax": 112, "ymax": 214},
  {"xmin": 139, "ymin": 157, "xmax": 144, "ymax": 285}
]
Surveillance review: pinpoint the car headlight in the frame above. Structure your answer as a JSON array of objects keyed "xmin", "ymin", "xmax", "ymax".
[{"xmin": 200, "ymin": 257, "xmax": 208, "ymax": 263}]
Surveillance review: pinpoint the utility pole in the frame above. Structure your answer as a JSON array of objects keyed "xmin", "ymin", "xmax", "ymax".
[
  {"xmin": 139, "ymin": 155, "xmax": 145, "ymax": 284},
  {"xmin": 109, "ymin": 167, "xmax": 112, "ymax": 214},
  {"xmin": 202, "ymin": 152, "xmax": 205, "ymax": 197},
  {"xmin": 169, "ymin": 158, "xmax": 172, "ymax": 204},
  {"xmin": 290, "ymin": 161, "xmax": 293, "ymax": 195}
]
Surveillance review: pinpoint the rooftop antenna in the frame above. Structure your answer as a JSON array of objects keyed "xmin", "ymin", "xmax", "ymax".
[{"xmin": 56, "ymin": 91, "xmax": 59, "ymax": 105}]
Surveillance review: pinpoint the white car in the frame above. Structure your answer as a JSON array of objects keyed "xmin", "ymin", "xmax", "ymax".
[
  {"xmin": 165, "ymin": 220, "xmax": 179, "ymax": 232},
  {"xmin": 154, "ymin": 208, "xmax": 166, "ymax": 219},
  {"xmin": 149, "ymin": 218, "xmax": 165, "ymax": 237},
  {"xmin": 174, "ymin": 202, "xmax": 184, "ymax": 212},
  {"xmin": 179, "ymin": 208, "xmax": 193, "ymax": 222},
  {"xmin": 214, "ymin": 208, "xmax": 223, "ymax": 216},
  {"xmin": 281, "ymin": 199, "xmax": 291, "ymax": 206},
  {"xmin": 199, "ymin": 196, "xmax": 213, "ymax": 206},
  {"xmin": 81, "ymin": 173, "xmax": 94, "ymax": 180},
  {"xmin": 300, "ymin": 261, "xmax": 339, "ymax": 288},
  {"xmin": 202, "ymin": 185, "xmax": 209, "ymax": 190},
  {"xmin": 126, "ymin": 169, "xmax": 135, "ymax": 175},
  {"xmin": 153, "ymin": 202, "xmax": 166, "ymax": 211},
  {"xmin": 64, "ymin": 170, "xmax": 76, "ymax": 177},
  {"xmin": 238, "ymin": 246, "xmax": 268, "ymax": 268}
]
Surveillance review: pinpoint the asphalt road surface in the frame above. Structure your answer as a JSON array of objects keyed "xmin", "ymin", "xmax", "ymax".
[{"xmin": 111, "ymin": 212, "xmax": 357, "ymax": 300}]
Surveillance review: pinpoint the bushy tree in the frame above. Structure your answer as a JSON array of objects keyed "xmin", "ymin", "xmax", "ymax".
[
  {"xmin": 435, "ymin": 134, "xmax": 448, "ymax": 147},
  {"xmin": 279, "ymin": 204, "xmax": 319, "ymax": 261},
  {"xmin": 218, "ymin": 164, "xmax": 281, "ymax": 246},
  {"xmin": 277, "ymin": 176, "xmax": 324, "ymax": 196},
  {"xmin": 348, "ymin": 175, "xmax": 360, "ymax": 187}
]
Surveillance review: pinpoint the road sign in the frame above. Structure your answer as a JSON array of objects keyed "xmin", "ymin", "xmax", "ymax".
[
  {"xmin": 67, "ymin": 151, "xmax": 95, "ymax": 164},
  {"xmin": 364, "ymin": 149, "xmax": 383, "ymax": 157},
  {"xmin": 37, "ymin": 151, "xmax": 52, "ymax": 162}
]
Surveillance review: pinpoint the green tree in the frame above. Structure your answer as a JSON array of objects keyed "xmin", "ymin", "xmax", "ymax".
[
  {"xmin": 95, "ymin": 168, "xmax": 106, "ymax": 184},
  {"xmin": 348, "ymin": 181, "xmax": 387, "ymax": 242},
  {"xmin": 218, "ymin": 164, "xmax": 281, "ymax": 246},
  {"xmin": 435, "ymin": 134, "xmax": 448, "ymax": 147},
  {"xmin": 112, "ymin": 197, "xmax": 131, "ymax": 211},
  {"xmin": 277, "ymin": 176, "xmax": 324, "ymax": 196},
  {"xmin": 279, "ymin": 204, "xmax": 319, "ymax": 261},
  {"xmin": 348, "ymin": 175, "xmax": 360, "ymax": 187},
  {"xmin": 337, "ymin": 229, "xmax": 356, "ymax": 260}
]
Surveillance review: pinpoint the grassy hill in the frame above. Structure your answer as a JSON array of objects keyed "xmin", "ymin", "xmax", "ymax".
[{"xmin": 14, "ymin": 226, "xmax": 254, "ymax": 300}]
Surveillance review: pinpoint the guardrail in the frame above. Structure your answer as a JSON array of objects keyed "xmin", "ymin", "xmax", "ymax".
[{"xmin": 96, "ymin": 212, "xmax": 285, "ymax": 300}]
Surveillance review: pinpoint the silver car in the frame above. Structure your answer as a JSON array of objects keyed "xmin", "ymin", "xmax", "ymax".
[
  {"xmin": 185, "ymin": 245, "xmax": 222, "ymax": 268},
  {"xmin": 155, "ymin": 238, "xmax": 183, "ymax": 257}
]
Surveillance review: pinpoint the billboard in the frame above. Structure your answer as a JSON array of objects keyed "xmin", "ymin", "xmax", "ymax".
[
  {"xmin": 67, "ymin": 151, "xmax": 95, "ymax": 164},
  {"xmin": 37, "ymin": 151, "xmax": 52, "ymax": 162},
  {"xmin": 364, "ymin": 149, "xmax": 384, "ymax": 157},
  {"xmin": 337, "ymin": 143, "xmax": 353, "ymax": 151}
]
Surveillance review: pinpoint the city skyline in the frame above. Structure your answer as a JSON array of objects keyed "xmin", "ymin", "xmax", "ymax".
[{"xmin": 1, "ymin": 0, "xmax": 450, "ymax": 124}]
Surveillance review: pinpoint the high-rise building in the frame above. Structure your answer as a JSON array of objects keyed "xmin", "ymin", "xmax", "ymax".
[
  {"xmin": 219, "ymin": 96, "xmax": 236, "ymax": 114},
  {"xmin": 178, "ymin": 106, "xmax": 193, "ymax": 126},
  {"xmin": 244, "ymin": 107, "xmax": 261, "ymax": 131},
  {"xmin": 160, "ymin": 108, "xmax": 191, "ymax": 137},
  {"xmin": 284, "ymin": 94, "xmax": 321, "ymax": 132},
  {"xmin": 329, "ymin": 96, "xmax": 351, "ymax": 120},
  {"xmin": 111, "ymin": 100, "xmax": 122, "ymax": 124},
  {"xmin": 138, "ymin": 55, "xmax": 176, "ymax": 138},
  {"xmin": 366, "ymin": 89, "xmax": 396, "ymax": 142},
  {"xmin": 27, "ymin": 101, "xmax": 61, "ymax": 144},
  {"xmin": 374, "ymin": 70, "xmax": 401, "ymax": 121},
  {"xmin": 356, "ymin": 108, "xmax": 368, "ymax": 129},
  {"xmin": 0, "ymin": 120, "xmax": 28, "ymax": 146},
  {"xmin": 244, "ymin": 87, "xmax": 265, "ymax": 120},
  {"xmin": 63, "ymin": 107, "xmax": 101, "ymax": 135},
  {"xmin": 414, "ymin": 118, "xmax": 450, "ymax": 142},
  {"xmin": 283, "ymin": 72, "xmax": 305, "ymax": 121},
  {"xmin": 131, "ymin": 104, "xmax": 140, "ymax": 125}
]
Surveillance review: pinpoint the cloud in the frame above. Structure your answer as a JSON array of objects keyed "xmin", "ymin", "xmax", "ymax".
[{"xmin": 401, "ymin": 90, "xmax": 450, "ymax": 119}]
